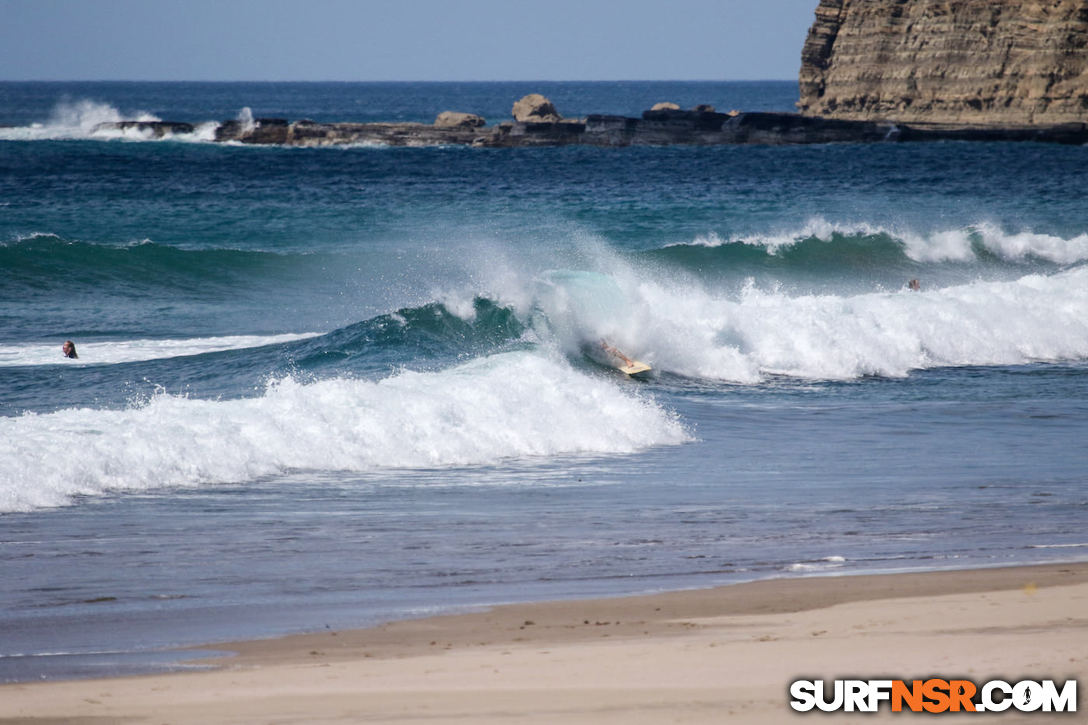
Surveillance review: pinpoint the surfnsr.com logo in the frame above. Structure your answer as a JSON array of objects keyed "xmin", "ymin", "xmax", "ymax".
[{"xmin": 789, "ymin": 679, "xmax": 1077, "ymax": 713}]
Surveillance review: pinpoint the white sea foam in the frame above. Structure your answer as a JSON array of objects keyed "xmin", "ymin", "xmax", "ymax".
[
  {"xmin": 971, "ymin": 222, "xmax": 1088, "ymax": 265},
  {"xmin": 188, "ymin": 121, "xmax": 221, "ymax": 143},
  {"xmin": 0, "ymin": 352, "xmax": 690, "ymax": 512},
  {"xmin": 0, "ymin": 334, "xmax": 321, "ymax": 367},
  {"xmin": 786, "ymin": 556, "xmax": 847, "ymax": 572},
  {"xmin": 236, "ymin": 106, "xmax": 256, "ymax": 134},
  {"xmin": 1028, "ymin": 543, "xmax": 1088, "ymax": 549},
  {"xmin": 691, "ymin": 270, "xmax": 1084, "ymax": 380},
  {"xmin": 517, "ymin": 263, "xmax": 1088, "ymax": 383},
  {"xmin": 673, "ymin": 219, "xmax": 882, "ymax": 253},
  {"xmin": 677, "ymin": 218, "xmax": 1088, "ymax": 265},
  {"xmin": 0, "ymin": 100, "xmax": 158, "ymax": 141},
  {"xmin": 755, "ymin": 218, "xmax": 885, "ymax": 254},
  {"xmin": 5, "ymin": 231, "xmax": 62, "ymax": 245},
  {"xmin": 0, "ymin": 99, "xmax": 222, "ymax": 143}
]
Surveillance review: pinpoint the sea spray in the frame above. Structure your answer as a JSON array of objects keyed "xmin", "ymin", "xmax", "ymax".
[
  {"xmin": 527, "ymin": 267, "xmax": 1088, "ymax": 382},
  {"xmin": 0, "ymin": 352, "xmax": 690, "ymax": 512},
  {"xmin": 0, "ymin": 99, "xmax": 225, "ymax": 142},
  {"xmin": 0, "ymin": 99, "xmax": 161, "ymax": 141},
  {"xmin": 236, "ymin": 106, "xmax": 256, "ymax": 134},
  {"xmin": 427, "ymin": 231, "xmax": 1088, "ymax": 383},
  {"xmin": 48, "ymin": 99, "xmax": 160, "ymax": 135}
]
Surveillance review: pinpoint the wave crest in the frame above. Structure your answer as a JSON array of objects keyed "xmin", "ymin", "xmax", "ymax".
[
  {"xmin": 523, "ymin": 266, "xmax": 1088, "ymax": 383},
  {"xmin": 0, "ymin": 353, "xmax": 690, "ymax": 512},
  {"xmin": 665, "ymin": 218, "xmax": 1088, "ymax": 266}
]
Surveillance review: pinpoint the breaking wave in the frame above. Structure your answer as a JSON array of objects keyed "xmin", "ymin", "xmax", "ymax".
[
  {"xmin": 515, "ymin": 264, "xmax": 1088, "ymax": 382},
  {"xmin": 659, "ymin": 219, "xmax": 1088, "ymax": 268},
  {"xmin": 0, "ymin": 99, "xmax": 216, "ymax": 142},
  {"xmin": 0, "ymin": 352, "xmax": 691, "ymax": 512}
]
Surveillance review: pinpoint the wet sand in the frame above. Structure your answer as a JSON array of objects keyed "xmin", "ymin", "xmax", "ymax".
[{"xmin": 2, "ymin": 562, "xmax": 1086, "ymax": 724}]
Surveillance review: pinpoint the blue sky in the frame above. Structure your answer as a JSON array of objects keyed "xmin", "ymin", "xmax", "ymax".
[{"xmin": 1, "ymin": 0, "xmax": 819, "ymax": 81}]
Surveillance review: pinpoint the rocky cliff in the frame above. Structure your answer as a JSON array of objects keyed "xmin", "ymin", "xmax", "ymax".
[{"xmin": 798, "ymin": 0, "xmax": 1088, "ymax": 125}]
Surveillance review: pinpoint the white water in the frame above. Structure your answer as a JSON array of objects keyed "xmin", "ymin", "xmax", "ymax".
[
  {"xmin": 653, "ymin": 270, "xmax": 1088, "ymax": 380},
  {"xmin": 683, "ymin": 218, "xmax": 1088, "ymax": 265},
  {"xmin": 0, "ymin": 99, "xmax": 218, "ymax": 142},
  {"xmin": 511, "ymin": 263, "xmax": 1088, "ymax": 383},
  {"xmin": 0, "ymin": 100, "xmax": 157, "ymax": 141},
  {"xmin": 0, "ymin": 352, "xmax": 690, "ymax": 512},
  {"xmin": 0, "ymin": 334, "xmax": 322, "ymax": 367}
]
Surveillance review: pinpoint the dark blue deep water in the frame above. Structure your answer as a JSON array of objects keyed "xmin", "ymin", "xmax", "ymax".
[{"xmin": 1, "ymin": 81, "xmax": 1086, "ymax": 681}]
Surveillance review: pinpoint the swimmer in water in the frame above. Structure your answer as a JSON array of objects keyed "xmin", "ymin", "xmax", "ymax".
[{"xmin": 62, "ymin": 340, "xmax": 78, "ymax": 359}]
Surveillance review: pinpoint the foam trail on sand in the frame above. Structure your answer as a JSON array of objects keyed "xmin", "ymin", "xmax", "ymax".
[{"xmin": 0, "ymin": 352, "xmax": 690, "ymax": 512}]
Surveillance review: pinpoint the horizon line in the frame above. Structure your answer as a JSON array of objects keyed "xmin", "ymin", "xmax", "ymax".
[{"xmin": 0, "ymin": 78, "xmax": 799, "ymax": 84}]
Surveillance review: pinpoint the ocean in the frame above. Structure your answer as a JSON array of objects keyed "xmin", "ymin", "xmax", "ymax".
[{"xmin": 1, "ymin": 81, "xmax": 1086, "ymax": 682}]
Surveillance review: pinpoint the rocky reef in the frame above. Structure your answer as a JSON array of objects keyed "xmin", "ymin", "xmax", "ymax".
[
  {"xmin": 799, "ymin": 0, "xmax": 1088, "ymax": 125},
  {"xmin": 95, "ymin": 95, "xmax": 1088, "ymax": 148}
]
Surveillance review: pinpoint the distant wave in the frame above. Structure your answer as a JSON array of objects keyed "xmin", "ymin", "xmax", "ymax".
[
  {"xmin": 7, "ymin": 222, "xmax": 1083, "ymax": 304},
  {"xmin": 0, "ymin": 234, "xmax": 329, "ymax": 297},
  {"xmin": 0, "ymin": 352, "xmax": 691, "ymax": 512},
  {"xmin": 657, "ymin": 219, "xmax": 1088, "ymax": 268}
]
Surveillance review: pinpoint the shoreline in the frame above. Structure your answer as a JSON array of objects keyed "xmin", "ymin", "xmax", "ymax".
[
  {"xmin": 3, "ymin": 561, "xmax": 1086, "ymax": 723},
  {"xmin": 216, "ymin": 560, "xmax": 1088, "ymax": 664}
]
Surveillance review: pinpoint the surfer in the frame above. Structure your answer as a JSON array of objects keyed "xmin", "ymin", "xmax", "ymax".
[
  {"xmin": 600, "ymin": 341, "xmax": 635, "ymax": 367},
  {"xmin": 907, "ymin": 279, "xmax": 921, "ymax": 291},
  {"xmin": 62, "ymin": 340, "xmax": 78, "ymax": 359}
]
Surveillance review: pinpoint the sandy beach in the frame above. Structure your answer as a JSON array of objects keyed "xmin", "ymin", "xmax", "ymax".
[{"xmin": 2, "ymin": 562, "xmax": 1085, "ymax": 724}]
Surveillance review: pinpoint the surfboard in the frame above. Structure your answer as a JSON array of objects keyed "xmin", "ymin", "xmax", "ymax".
[{"xmin": 617, "ymin": 360, "xmax": 652, "ymax": 376}]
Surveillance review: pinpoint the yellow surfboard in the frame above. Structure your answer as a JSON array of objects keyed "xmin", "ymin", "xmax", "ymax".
[{"xmin": 617, "ymin": 359, "xmax": 652, "ymax": 376}]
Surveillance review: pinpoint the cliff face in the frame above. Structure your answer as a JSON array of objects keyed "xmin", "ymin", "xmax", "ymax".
[{"xmin": 798, "ymin": 0, "xmax": 1088, "ymax": 125}]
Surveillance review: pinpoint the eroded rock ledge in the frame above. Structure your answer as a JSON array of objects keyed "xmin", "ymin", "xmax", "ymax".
[
  {"xmin": 95, "ymin": 94, "xmax": 1088, "ymax": 147},
  {"xmin": 799, "ymin": 0, "xmax": 1088, "ymax": 125}
]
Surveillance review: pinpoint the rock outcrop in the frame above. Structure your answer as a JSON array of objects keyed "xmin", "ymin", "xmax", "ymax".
[
  {"xmin": 798, "ymin": 0, "xmax": 1088, "ymax": 125},
  {"xmin": 511, "ymin": 94, "xmax": 562, "ymax": 123},
  {"xmin": 102, "ymin": 121, "xmax": 195, "ymax": 137},
  {"xmin": 434, "ymin": 111, "xmax": 486, "ymax": 129}
]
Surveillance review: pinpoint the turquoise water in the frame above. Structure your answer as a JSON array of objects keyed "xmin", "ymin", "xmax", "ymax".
[{"xmin": 1, "ymin": 81, "xmax": 1087, "ymax": 681}]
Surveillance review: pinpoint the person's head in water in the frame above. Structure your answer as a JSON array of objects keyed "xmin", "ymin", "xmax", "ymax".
[
  {"xmin": 62, "ymin": 340, "xmax": 78, "ymax": 359},
  {"xmin": 908, "ymin": 279, "xmax": 921, "ymax": 291}
]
